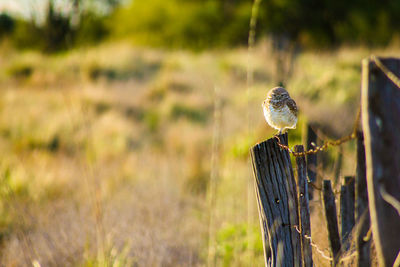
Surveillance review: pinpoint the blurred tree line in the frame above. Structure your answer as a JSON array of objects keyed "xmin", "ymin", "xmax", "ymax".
[
  {"xmin": 0, "ymin": 0, "xmax": 117, "ymax": 52},
  {"xmin": 0, "ymin": 0, "xmax": 399, "ymax": 52}
]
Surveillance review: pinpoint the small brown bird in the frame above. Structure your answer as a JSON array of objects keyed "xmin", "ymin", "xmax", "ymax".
[{"xmin": 262, "ymin": 87, "xmax": 298, "ymax": 134}]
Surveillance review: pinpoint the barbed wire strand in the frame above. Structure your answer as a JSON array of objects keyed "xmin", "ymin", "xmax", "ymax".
[
  {"xmin": 363, "ymin": 227, "xmax": 372, "ymax": 242},
  {"xmin": 308, "ymin": 176, "xmax": 356, "ymax": 194},
  {"xmin": 379, "ymin": 185, "xmax": 400, "ymax": 217},
  {"xmin": 371, "ymin": 55, "xmax": 400, "ymax": 89},
  {"xmin": 274, "ymin": 105, "xmax": 360, "ymax": 157},
  {"xmin": 293, "ymin": 225, "xmax": 333, "ymax": 261},
  {"xmin": 293, "ymin": 225, "xmax": 357, "ymax": 263}
]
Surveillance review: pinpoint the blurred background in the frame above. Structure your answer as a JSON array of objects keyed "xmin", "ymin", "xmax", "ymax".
[{"xmin": 0, "ymin": 0, "xmax": 398, "ymax": 266}]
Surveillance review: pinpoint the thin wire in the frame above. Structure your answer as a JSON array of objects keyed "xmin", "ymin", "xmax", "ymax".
[
  {"xmin": 339, "ymin": 252, "xmax": 358, "ymax": 263},
  {"xmin": 379, "ymin": 185, "xmax": 400, "ymax": 217},
  {"xmin": 274, "ymin": 106, "xmax": 361, "ymax": 157},
  {"xmin": 308, "ymin": 176, "xmax": 355, "ymax": 195},
  {"xmin": 363, "ymin": 227, "xmax": 372, "ymax": 242},
  {"xmin": 371, "ymin": 55, "xmax": 400, "ymax": 89},
  {"xmin": 294, "ymin": 225, "xmax": 358, "ymax": 263},
  {"xmin": 293, "ymin": 225, "xmax": 333, "ymax": 261}
]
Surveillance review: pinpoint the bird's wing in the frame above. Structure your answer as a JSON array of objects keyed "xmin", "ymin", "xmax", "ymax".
[{"xmin": 286, "ymin": 99, "xmax": 298, "ymax": 116}]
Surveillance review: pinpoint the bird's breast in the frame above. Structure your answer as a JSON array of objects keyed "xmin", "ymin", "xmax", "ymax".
[{"xmin": 263, "ymin": 104, "xmax": 297, "ymax": 129}]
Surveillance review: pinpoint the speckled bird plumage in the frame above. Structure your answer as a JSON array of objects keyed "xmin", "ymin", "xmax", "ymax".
[{"xmin": 262, "ymin": 87, "xmax": 298, "ymax": 134}]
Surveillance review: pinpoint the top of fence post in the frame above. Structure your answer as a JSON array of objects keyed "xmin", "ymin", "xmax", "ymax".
[{"xmin": 251, "ymin": 133, "xmax": 302, "ymax": 267}]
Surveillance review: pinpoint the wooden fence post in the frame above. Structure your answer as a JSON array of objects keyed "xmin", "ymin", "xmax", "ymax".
[
  {"xmin": 333, "ymin": 147, "xmax": 343, "ymax": 186},
  {"xmin": 305, "ymin": 124, "xmax": 317, "ymax": 200},
  {"xmin": 362, "ymin": 57, "xmax": 400, "ymax": 267},
  {"xmin": 340, "ymin": 176, "xmax": 355, "ymax": 251},
  {"xmin": 355, "ymin": 131, "xmax": 371, "ymax": 267},
  {"xmin": 322, "ymin": 180, "xmax": 341, "ymax": 266},
  {"xmin": 295, "ymin": 145, "xmax": 313, "ymax": 267},
  {"xmin": 251, "ymin": 133, "xmax": 302, "ymax": 267}
]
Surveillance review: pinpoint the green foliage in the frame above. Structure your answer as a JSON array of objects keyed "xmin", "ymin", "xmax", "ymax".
[
  {"xmin": 2, "ymin": 2, "xmax": 112, "ymax": 52},
  {"xmin": 75, "ymin": 12, "xmax": 109, "ymax": 46},
  {"xmin": 257, "ymin": 0, "xmax": 400, "ymax": 47},
  {"xmin": 110, "ymin": 0, "xmax": 251, "ymax": 49},
  {"xmin": 108, "ymin": 0, "xmax": 400, "ymax": 49},
  {"xmin": 216, "ymin": 223, "xmax": 263, "ymax": 266},
  {"xmin": 143, "ymin": 109, "xmax": 161, "ymax": 132},
  {"xmin": 85, "ymin": 57, "xmax": 161, "ymax": 82},
  {"xmin": 2, "ymin": 0, "xmax": 400, "ymax": 50},
  {"xmin": 11, "ymin": 19, "xmax": 44, "ymax": 50},
  {"xmin": 169, "ymin": 103, "xmax": 209, "ymax": 124},
  {"xmin": 82, "ymin": 243, "xmax": 133, "ymax": 267},
  {"xmin": 7, "ymin": 63, "xmax": 33, "ymax": 79},
  {"xmin": 43, "ymin": 1, "xmax": 71, "ymax": 52},
  {"xmin": 228, "ymin": 135, "xmax": 254, "ymax": 160},
  {"xmin": 289, "ymin": 53, "xmax": 361, "ymax": 106},
  {"xmin": 0, "ymin": 13, "xmax": 15, "ymax": 38}
]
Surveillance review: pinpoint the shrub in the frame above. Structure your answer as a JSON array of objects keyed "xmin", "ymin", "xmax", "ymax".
[
  {"xmin": 169, "ymin": 103, "xmax": 209, "ymax": 124},
  {"xmin": 0, "ymin": 13, "xmax": 15, "ymax": 39},
  {"xmin": 7, "ymin": 63, "xmax": 33, "ymax": 79},
  {"xmin": 11, "ymin": 19, "xmax": 44, "ymax": 50},
  {"xmin": 74, "ymin": 12, "xmax": 109, "ymax": 46}
]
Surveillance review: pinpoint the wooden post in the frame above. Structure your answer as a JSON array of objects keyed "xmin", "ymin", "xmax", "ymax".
[
  {"xmin": 322, "ymin": 180, "xmax": 341, "ymax": 266},
  {"xmin": 305, "ymin": 124, "xmax": 317, "ymax": 200},
  {"xmin": 333, "ymin": 147, "xmax": 343, "ymax": 186},
  {"xmin": 251, "ymin": 133, "xmax": 302, "ymax": 267},
  {"xmin": 340, "ymin": 176, "xmax": 355, "ymax": 250},
  {"xmin": 295, "ymin": 145, "xmax": 313, "ymax": 267},
  {"xmin": 355, "ymin": 131, "xmax": 371, "ymax": 267},
  {"xmin": 362, "ymin": 57, "xmax": 400, "ymax": 267}
]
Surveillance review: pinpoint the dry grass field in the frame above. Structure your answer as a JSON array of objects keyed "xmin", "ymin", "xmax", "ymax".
[{"xmin": 0, "ymin": 40, "xmax": 398, "ymax": 266}]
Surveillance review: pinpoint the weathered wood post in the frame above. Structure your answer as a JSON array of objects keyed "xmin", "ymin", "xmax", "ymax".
[
  {"xmin": 322, "ymin": 180, "xmax": 341, "ymax": 266},
  {"xmin": 340, "ymin": 176, "xmax": 355, "ymax": 250},
  {"xmin": 362, "ymin": 57, "xmax": 400, "ymax": 267},
  {"xmin": 305, "ymin": 124, "xmax": 317, "ymax": 200},
  {"xmin": 333, "ymin": 147, "xmax": 343, "ymax": 186},
  {"xmin": 251, "ymin": 133, "xmax": 302, "ymax": 267},
  {"xmin": 295, "ymin": 145, "xmax": 313, "ymax": 267},
  {"xmin": 355, "ymin": 131, "xmax": 371, "ymax": 267}
]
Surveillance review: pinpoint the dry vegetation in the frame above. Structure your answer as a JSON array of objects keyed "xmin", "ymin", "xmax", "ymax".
[{"xmin": 0, "ymin": 40, "xmax": 398, "ymax": 266}]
